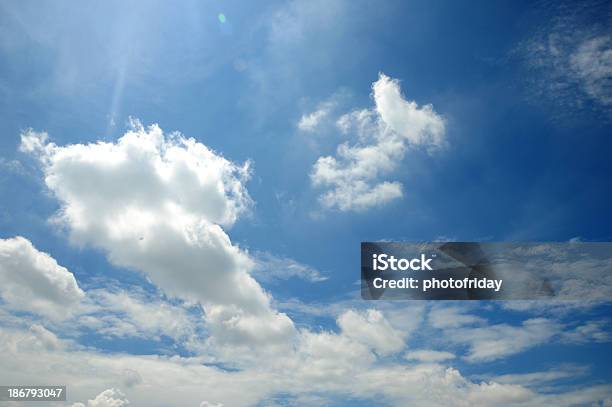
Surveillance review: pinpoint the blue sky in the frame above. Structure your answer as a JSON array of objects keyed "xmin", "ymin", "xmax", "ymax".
[{"xmin": 0, "ymin": 0, "xmax": 611, "ymax": 406}]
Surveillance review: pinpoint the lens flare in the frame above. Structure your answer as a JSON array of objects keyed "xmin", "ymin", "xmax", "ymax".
[{"xmin": 218, "ymin": 13, "xmax": 226, "ymax": 23}]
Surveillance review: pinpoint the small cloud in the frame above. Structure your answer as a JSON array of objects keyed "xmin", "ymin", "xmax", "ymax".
[
  {"xmin": 298, "ymin": 108, "xmax": 330, "ymax": 132},
  {"xmin": 71, "ymin": 388, "xmax": 129, "ymax": 407},
  {"xmin": 298, "ymin": 100, "xmax": 336, "ymax": 132},
  {"xmin": 310, "ymin": 73, "xmax": 445, "ymax": 212},
  {"xmin": 18, "ymin": 129, "xmax": 50, "ymax": 155}
]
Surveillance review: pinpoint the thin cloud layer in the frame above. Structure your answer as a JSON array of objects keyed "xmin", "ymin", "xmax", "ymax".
[
  {"xmin": 310, "ymin": 73, "xmax": 445, "ymax": 211},
  {"xmin": 570, "ymin": 35, "xmax": 612, "ymax": 106},
  {"xmin": 252, "ymin": 251, "xmax": 328, "ymax": 283},
  {"xmin": 516, "ymin": 0, "xmax": 612, "ymax": 116}
]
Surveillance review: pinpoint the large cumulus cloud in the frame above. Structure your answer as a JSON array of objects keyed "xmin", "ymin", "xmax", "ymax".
[{"xmin": 20, "ymin": 120, "xmax": 295, "ymax": 350}]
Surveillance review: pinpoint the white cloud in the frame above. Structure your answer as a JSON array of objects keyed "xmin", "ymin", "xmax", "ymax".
[
  {"xmin": 203, "ymin": 303, "xmax": 295, "ymax": 353},
  {"xmin": 19, "ymin": 129, "xmax": 52, "ymax": 155},
  {"xmin": 0, "ymin": 325, "xmax": 273, "ymax": 407},
  {"xmin": 336, "ymin": 309, "xmax": 405, "ymax": 356},
  {"xmin": 21, "ymin": 121, "xmax": 295, "ymax": 353},
  {"xmin": 296, "ymin": 329, "xmax": 376, "ymax": 376},
  {"xmin": 426, "ymin": 304, "xmax": 603, "ymax": 364},
  {"xmin": 298, "ymin": 101, "xmax": 335, "ymax": 132},
  {"xmin": 0, "ymin": 236, "xmax": 84, "ymax": 320},
  {"xmin": 310, "ymin": 73, "xmax": 445, "ymax": 211},
  {"xmin": 81, "ymin": 289, "xmax": 200, "ymax": 342},
  {"xmin": 298, "ymin": 109, "xmax": 326, "ymax": 131},
  {"xmin": 405, "ymin": 349, "xmax": 455, "ymax": 363},
  {"xmin": 428, "ymin": 305, "xmax": 485, "ymax": 329},
  {"xmin": 464, "ymin": 381, "xmax": 533, "ymax": 407},
  {"xmin": 71, "ymin": 388, "xmax": 130, "ymax": 407},
  {"xmin": 371, "ymin": 74, "xmax": 446, "ymax": 147}
]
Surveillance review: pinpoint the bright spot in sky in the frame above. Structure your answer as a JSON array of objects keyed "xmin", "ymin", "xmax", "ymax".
[{"xmin": 218, "ymin": 13, "xmax": 226, "ymax": 23}]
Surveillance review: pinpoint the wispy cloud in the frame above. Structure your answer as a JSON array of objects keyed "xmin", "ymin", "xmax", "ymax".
[
  {"xmin": 450, "ymin": 318, "xmax": 562, "ymax": 362},
  {"xmin": 253, "ymin": 251, "xmax": 328, "ymax": 283},
  {"xmin": 481, "ymin": 364, "xmax": 589, "ymax": 388},
  {"xmin": 516, "ymin": 0, "xmax": 611, "ymax": 117}
]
